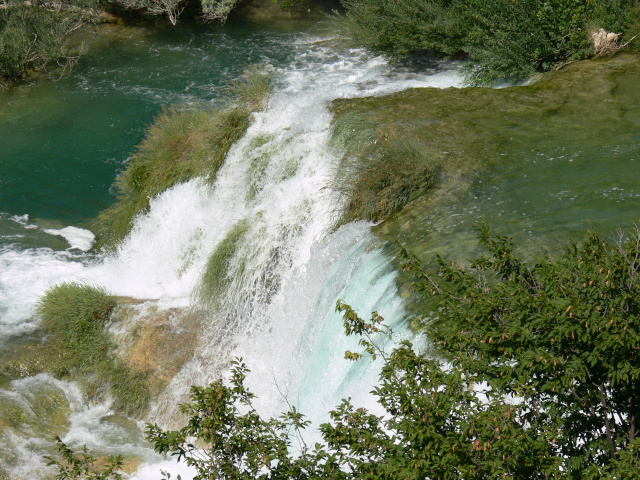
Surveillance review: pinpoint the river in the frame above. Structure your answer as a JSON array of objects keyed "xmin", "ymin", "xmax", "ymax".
[{"xmin": 1, "ymin": 16, "xmax": 639, "ymax": 480}]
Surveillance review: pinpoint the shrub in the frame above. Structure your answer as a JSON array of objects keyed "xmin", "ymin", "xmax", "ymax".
[
  {"xmin": 340, "ymin": 0, "xmax": 640, "ymax": 84},
  {"xmin": 340, "ymin": 0, "xmax": 468, "ymax": 58},
  {"xmin": 0, "ymin": 0, "xmax": 98, "ymax": 81}
]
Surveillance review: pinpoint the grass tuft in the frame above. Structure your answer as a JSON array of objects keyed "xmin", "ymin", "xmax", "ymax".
[
  {"xmin": 332, "ymin": 109, "xmax": 440, "ymax": 223},
  {"xmin": 225, "ymin": 64, "xmax": 275, "ymax": 111},
  {"xmin": 94, "ymin": 67, "xmax": 274, "ymax": 250},
  {"xmin": 37, "ymin": 282, "xmax": 149, "ymax": 416}
]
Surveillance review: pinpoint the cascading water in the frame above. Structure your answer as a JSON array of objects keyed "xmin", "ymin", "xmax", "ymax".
[{"xmin": 0, "ymin": 30, "xmax": 462, "ymax": 479}]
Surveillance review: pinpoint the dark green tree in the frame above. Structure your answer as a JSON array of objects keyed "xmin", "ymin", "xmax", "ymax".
[{"xmin": 404, "ymin": 221, "xmax": 640, "ymax": 478}]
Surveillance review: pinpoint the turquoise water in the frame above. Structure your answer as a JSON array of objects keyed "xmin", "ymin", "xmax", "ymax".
[{"xmin": 0, "ymin": 19, "xmax": 317, "ymax": 227}]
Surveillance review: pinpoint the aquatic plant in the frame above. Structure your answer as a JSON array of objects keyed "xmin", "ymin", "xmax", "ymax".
[
  {"xmin": 193, "ymin": 219, "xmax": 249, "ymax": 311},
  {"xmin": 336, "ymin": 137, "xmax": 440, "ymax": 222},
  {"xmin": 37, "ymin": 282, "xmax": 150, "ymax": 416},
  {"xmin": 331, "ymin": 101, "xmax": 441, "ymax": 223}
]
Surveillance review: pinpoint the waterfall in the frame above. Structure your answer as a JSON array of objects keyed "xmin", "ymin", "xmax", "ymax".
[{"xmin": 0, "ymin": 35, "xmax": 461, "ymax": 479}]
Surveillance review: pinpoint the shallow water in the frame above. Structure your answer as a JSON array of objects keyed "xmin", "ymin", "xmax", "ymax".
[{"xmin": 376, "ymin": 57, "xmax": 640, "ymax": 264}]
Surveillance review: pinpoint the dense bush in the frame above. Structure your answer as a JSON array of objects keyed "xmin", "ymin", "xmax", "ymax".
[
  {"xmin": 0, "ymin": 0, "xmax": 100, "ymax": 81},
  {"xmin": 0, "ymin": 0, "xmax": 303, "ymax": 82},
  {"xmin": 339, "ymin": 0, "xmax": 468, "ymax": 57},
  {"xmin": 341, "ymin": 0, "xmax": 640, "ymax": 84}
]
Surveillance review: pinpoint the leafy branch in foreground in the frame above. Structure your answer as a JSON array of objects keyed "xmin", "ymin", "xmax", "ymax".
[
  {"xmin": 49, "ymin": 224, "xmax": 640, "ymax": 479},
  {"xmin": 45, "ymin": 436, "xmax": 124, "ymax": 480},
  {"xmin": 404, "ymin": 220, "xmax": 640, "ymax": 478}
]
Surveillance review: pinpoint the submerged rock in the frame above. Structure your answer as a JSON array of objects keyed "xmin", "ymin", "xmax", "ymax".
[{"xmin": 109, "ymin": 300, "xmax": 201, "ymax": 400}]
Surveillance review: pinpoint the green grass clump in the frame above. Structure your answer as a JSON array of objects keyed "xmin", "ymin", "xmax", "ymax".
[
  {"xmin": 94, "ymin": 105, "xmax": 251, "ymax": 249},
  {"xmin": 331, "ymin": 105, "xmax": 440, "ymax": 223},
  {"xmin": 336, "ymin": 138, "xmax": 440, "ymax": 223},
  {"xmin": 94, "ymin": 68, "xmax": 274, "ymax": 250},
  {"xmin": 37, "ymin": 282, "xmax": 149, "ymax": 416},
  {"xmin": 225, "ymin": 64, "xmax": 275, "ymax": 111},
  {"xmin": 194, "ymin": 220, "xmax": 249, "ymax": 311}
]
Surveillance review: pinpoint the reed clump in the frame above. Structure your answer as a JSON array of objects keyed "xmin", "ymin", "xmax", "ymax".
[
  {"xmin": 37, "ymin": 282, "xmax": 150, "ymax": 416},
  {"xmin": 339, "ymin": 139, "xmax": 440, "ymax": 223},
  {"xmin": 94, "ymin": 68, "xmax": 273, "ymax": 250}
]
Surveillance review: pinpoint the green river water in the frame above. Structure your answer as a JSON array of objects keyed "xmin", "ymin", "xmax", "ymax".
[{"xmin": 0, "ymin": 19, "xmax": 317, "ymax": 228}]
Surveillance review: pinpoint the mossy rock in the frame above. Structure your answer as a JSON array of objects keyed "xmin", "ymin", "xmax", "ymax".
[{"xmin": 0, "ymin": 380, "xmax": 71, "ymax": 437}]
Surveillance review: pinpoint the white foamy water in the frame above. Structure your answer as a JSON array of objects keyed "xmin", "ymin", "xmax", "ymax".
[
  {"xmin": 0, "ymin": 35, "xmax": 461, "ymax": 479},
  {"xmin": 43, "ymin": 226, "xmax": 96, "ymax": 251}
]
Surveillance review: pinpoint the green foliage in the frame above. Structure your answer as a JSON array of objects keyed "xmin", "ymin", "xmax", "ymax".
[
  {"xmin": 194, "ymin": 219, "xmax": 249, "ymax": 311},
  {"xmin": 0, "ymin": 0, "xmax": 98, "ymax": 81},
  {"xmin": 39, "ymin": 282, "xmax": 116, "ymax": 345},
  {"xmin": 49, "ymin": 225, "xmax": 640, "ymax": 478},
  {"xmin": 37, "ymin": 282, "xmax": 149, "ymax": 415},
  {"xmin": 340, "ymin": 0, "xmax": 468, "ymax": 57},
  {"xmin": 341, "ymin": 0, "xmax": 640, "ymax": 84},
  {"xmin": 336, "ymin": 137, "xmax": 440, "ymax": 222},
  {"xmin": 404, "ymin": 221, "xmax": 640, "ymax": 477},
  {"xmin": 224, "ymin": 64, "xmax": 275, "ymax": 111},
  {"xmin": 46, "ymin": 436, "xmax": 124, "ymax": 480},
  {"xmin": 146, "ymin": 359, "xmax": 326, "ymax": 479}
]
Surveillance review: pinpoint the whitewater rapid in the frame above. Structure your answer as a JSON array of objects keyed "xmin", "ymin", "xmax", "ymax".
[{"xmin": 0, "ymin": 34, "xmax": 461, "ymax": 479}]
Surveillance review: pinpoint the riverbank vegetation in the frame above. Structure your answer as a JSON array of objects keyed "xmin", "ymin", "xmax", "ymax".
[
  {"xmin": 0, "ymin": 0, "xmax": 100, "ymax": 82},
  {"xmin": 0, "ymin": 0, "xmax": 319, "ymax": 84},
  {"xmin": 341, "ymin": 0, "xmax": 640, "ymax": 84},
  {"xmin": 7, "ymin": 0, "xmax": 638, "ymax": 86},
  {"xmin": 93, "ymin": 67, "xmax": 273, "ymax": 249},
  {"xmin": 52, "ymin": 224, "xmax": 640, "ymax": 478}
]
